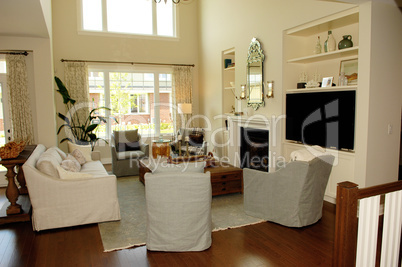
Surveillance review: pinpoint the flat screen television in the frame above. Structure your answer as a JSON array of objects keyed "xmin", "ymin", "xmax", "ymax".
[{"xmin": 286, "ymin": 90, "xmax": 356, "ymax": 151}]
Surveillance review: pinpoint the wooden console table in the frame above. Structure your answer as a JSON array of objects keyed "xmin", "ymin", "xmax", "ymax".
[{"xmin": 0, "ymin": 145, "xmax": 36, "ymax": 225}]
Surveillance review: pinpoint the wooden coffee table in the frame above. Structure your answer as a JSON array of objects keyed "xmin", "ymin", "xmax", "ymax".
[{"xmin": 139, "ymin": 160, "xmax": 243, "ymax": 196}]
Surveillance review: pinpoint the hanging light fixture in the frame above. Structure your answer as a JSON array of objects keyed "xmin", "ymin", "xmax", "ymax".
[{"xmin": 154, "ymin": 0, "xmax": 181, "ymax": 4}]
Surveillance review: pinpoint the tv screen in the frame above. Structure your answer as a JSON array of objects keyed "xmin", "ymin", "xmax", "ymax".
[{"xmin": 286, "ymin": 90, "xmax": 356, "ymax": 150}]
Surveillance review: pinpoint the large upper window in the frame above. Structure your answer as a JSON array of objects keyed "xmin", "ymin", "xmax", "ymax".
[
  {"xmin": 81, "ymin": 0, "xmax": 176, "ymax": 37},
  {"xmin": 88, "ymin": 66, "xmax": 174, "ymax": 140}
]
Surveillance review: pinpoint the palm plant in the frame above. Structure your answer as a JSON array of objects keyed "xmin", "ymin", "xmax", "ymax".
[{"xmin": 55, "ymin": 76, "xmax": 117, "ymax": 150}]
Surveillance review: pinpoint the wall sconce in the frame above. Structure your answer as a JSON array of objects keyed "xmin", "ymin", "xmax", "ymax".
[
  {"xmin": 266, "ymin": 81, "xmax": 274, "ymax": 98},
  {"xmin": 230, "ymin": 84, "xmax": 247, "ymax": 100}
]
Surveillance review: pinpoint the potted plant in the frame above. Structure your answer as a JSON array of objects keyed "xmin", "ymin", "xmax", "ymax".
[{"xmin": 55, "ymin": 76, "xmax": 117, "ymax": 150}]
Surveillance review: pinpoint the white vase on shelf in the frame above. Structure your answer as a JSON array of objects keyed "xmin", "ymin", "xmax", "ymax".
[{"xmin": 324, "ymin": 31, "xmax": 336, "ymax": 52}]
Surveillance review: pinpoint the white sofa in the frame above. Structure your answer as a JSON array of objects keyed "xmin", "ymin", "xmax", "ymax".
[{"xmin": 23, "ymin": 144, "xmax": 121, "ymax": 231}]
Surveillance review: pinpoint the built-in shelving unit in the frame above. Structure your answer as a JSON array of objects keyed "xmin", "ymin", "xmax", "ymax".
[{"xmin": 282, "ymin": 7, "xmax": 360, "ymax": 202}]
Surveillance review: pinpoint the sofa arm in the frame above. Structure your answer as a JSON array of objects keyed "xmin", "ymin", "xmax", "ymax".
[
  {"xmin": 91, "ymin": 150, "xmax": 101, "ymax": 161},
  {"xmin": 140, "ymin": 143, "xmax": 149, "ymax": 157}
]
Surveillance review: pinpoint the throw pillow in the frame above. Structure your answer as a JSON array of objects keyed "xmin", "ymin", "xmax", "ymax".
[
  {"xmin": 36, "ymin": 148, "xmax": 64, "ymax": 178},
  {"xmin": 189, "ymin": 133, "xmax": 203, "ymax": 146},
  {"xmin": 117, "ymin": 141, "xmax": 141, "ymax": 152},
  {"xmin": 114, "ymin": 129, "xmax": 139, "ymax": 144},
  {"xmin": 56, "ymin": 165, "xmax": 94, "ymax": 180},
  {"xmin": 67, "ymin": 141, "xmax": 92, "ymax": 162},
  {"xmin": 71, "ymin": 149, "xmax": 86, "ymax": 165},
  {"xmin": 49, "ymin": 146, "xmax": 67, "ymax": 160},
  {"xmin": 60, "ymin": 155, "xmax": 81, "ymax": 172}
]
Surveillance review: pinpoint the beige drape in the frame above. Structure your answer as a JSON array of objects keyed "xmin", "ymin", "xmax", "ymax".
[
  {"xmin": 64, "ymin": 62, "xmax": 90, "ymax": 128},
  {"xmin": 6, "ymin": 54, "xmax": 34, "ymax": 144},
  {"xmin": 173, "ymin": 66, "xmax": 193, "ymax": 131}
]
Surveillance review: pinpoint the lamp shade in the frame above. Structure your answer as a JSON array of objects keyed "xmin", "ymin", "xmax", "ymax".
[{"xmin": 178, "ymin": 103, "xmax": 192, "ymax": 114}]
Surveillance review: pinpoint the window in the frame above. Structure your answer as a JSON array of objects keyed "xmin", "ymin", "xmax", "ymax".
[
  {"xmin": 88, "ymin": 66, "xmax": 174, "ymax": 140},
  {"xmin": 81, "ymin": 0, "xmax": 176, "ymax": 37}
]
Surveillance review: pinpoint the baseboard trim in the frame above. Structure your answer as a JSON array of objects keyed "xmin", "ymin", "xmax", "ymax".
[{"xmin": 324, "ymin": 195, "xmax": 336, "ymax": 204}]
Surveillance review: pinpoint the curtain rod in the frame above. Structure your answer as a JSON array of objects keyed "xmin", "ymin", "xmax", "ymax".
[
  {"xmin": 0, "ymin": 51, "xmax": 29, "ymax": 56},
  {"xmin": 60, "ymin": 59, "xmax": 195, "ymax": 67}
]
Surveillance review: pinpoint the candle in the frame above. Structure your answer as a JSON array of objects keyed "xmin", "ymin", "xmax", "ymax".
[
  {"xmin": 178, "ymin": 135, "xmax": 182, "ymax": 141},
  {"xmin": 185, "ymin": 136, "xmax": 189, "ymax": 142}
]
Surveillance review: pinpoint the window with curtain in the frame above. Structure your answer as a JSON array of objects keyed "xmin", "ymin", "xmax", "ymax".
[
  {"xmin": 88, "ymin": 66, "xmax": 174, "ymax": 139},
  {"xmin": 80, "ymin": 0, "xmax": 176, "ymax": 37}
]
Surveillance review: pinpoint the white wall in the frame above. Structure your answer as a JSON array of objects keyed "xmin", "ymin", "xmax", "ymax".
[
  {"xmin": 52, "ymin": 0, "xmax": 199, "ymax": 159},
  {"xmin": 360, "ymin": 1, "xmax": 402, "ymax": 186}
]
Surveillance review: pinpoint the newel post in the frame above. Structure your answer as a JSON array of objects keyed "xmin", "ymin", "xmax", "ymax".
[{"xmin": 333, "ymin": 181, "xmax": 359, "ymax": 267}]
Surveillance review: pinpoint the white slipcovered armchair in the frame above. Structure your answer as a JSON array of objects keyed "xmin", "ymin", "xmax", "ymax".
[
  {"xmin": 145, "ymin": 171, "xmax": 212, "ymax": 252},
  {"xmin": 244, "ymin": 154, "xmax": 334, "ymax": 228}
]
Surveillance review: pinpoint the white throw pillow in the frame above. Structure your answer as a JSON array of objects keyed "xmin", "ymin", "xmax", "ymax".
[
  {"xmin": 71, "ymin": 149, "xmax": 86, "ymax": 165},
  {"xmin": 56, "ymin": 165, "xmax": 94, "ymax": 180},
  {"xmin": 49, "ymin": 146, "xmax": 67, "ymax": 160},
  {"xmin": 60, "ymin": 155, "xmax": 81, "ymax": 172},
  {"xmin": 36, "ymin": 148, "xmax": 64, "ymax": 178},
  {"xmin": 153, "ymin": 161, "xmax": 205, "ymax": 174},
  {"xmin": 67, "ymin": 141, "xmax": 92, "ymax": 162}
]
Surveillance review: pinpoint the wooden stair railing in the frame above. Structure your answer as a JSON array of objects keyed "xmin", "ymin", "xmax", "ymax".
[{"xmin": 333, "ymin": 180, "xmax": 402, "ymax": 267}]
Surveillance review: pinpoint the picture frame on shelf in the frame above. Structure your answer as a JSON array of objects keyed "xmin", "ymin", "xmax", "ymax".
[
  {"xmin": 322, "ymin": 77, "xmax": 333, "ymax": 87},
  {"xmin": 340, "ymin": 58, "xmax": 358, "ymax": 85}
]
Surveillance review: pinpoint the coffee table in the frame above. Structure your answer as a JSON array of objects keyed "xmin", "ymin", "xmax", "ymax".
[{"xmin": 139, "ymin": 160, "xmax": 243, "ymax": 196}]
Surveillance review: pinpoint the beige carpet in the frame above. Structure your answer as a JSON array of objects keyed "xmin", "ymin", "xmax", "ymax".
[{"xmin": 98, "ymin": 176, "xmax": 264, "ymax": 252}]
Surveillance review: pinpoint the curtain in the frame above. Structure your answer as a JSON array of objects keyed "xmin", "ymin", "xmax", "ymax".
[
  {"xmin": 6, "ymin": 54, "xmax": 34, "ymax": 144},
  {"xmin": 64, "ymin": 62, "xmax": 89, "ymax": 132},
  {"xmin": 173, "ymin": 66, "xmax": 193, "ymax": 132}
]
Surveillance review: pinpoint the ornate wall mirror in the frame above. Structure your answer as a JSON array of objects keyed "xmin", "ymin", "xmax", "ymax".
[{"xmin": 247, "ymin": 37, "xmax": 265, "ymax": 110}]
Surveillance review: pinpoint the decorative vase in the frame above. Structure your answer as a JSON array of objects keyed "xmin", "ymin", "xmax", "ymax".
[
  {"xmin": 324, "ymin": 30, "xmax": 336, "ymax": 52},
  {"xmin": 338, "ymin": 35, "xmax": 353, "ymax": 50},
  {"xmin": 314, "ymin": 36, "xmax": 322, "ymax": 54}
]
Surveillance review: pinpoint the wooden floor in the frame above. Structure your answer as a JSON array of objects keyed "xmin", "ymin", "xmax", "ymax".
[{"xmin": 0, "ymin": 188, "xmax": 336, "ymax": 267}]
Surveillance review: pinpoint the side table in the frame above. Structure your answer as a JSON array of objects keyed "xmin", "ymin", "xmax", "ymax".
[
  {"xmin": 151, "ymin": 140, "xmax": 171, "ymax": 158},
  {"xmin": 0, "ymin": 144, "xmax": 36, "ymax": 225}
]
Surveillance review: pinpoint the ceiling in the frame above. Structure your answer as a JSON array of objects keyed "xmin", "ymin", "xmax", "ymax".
[{"xmin": 0, "ymin": 0, "xmax": 400, "ymax": 39}]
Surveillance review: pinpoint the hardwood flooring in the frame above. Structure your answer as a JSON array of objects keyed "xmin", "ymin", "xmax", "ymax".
[{"xmin": 0, "ymin": 187, "xmax": 336, "ymax": 267}]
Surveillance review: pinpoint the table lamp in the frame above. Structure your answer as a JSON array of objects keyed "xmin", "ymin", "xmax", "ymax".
[{"xmin": 178, "ymin": 103, "xmax": 192, "ymax": 128}]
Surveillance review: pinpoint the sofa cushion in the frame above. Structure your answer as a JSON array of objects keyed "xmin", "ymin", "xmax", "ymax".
[
  {"xmin": 57, "ymin": 165, "xmax": 94, "ymax": 180},
  {"xmin": 116, "ymin": 150, "xmax": 145, "ymax": 160},
  {"xmin": 68, "ymin": 141, "xmax": 92, "ymax": 162},
  {"xmin": 60, "ymin": 154, "xmax": 81, "ymax": 172},
  {"xmin": 80, "ymin": 161, "xmax": 109, "ymax": 177}
]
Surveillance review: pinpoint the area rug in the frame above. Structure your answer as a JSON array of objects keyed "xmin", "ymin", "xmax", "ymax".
[{"xmin": 98, "ymin": 176, "xmax": 264, "ymax": 252}]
